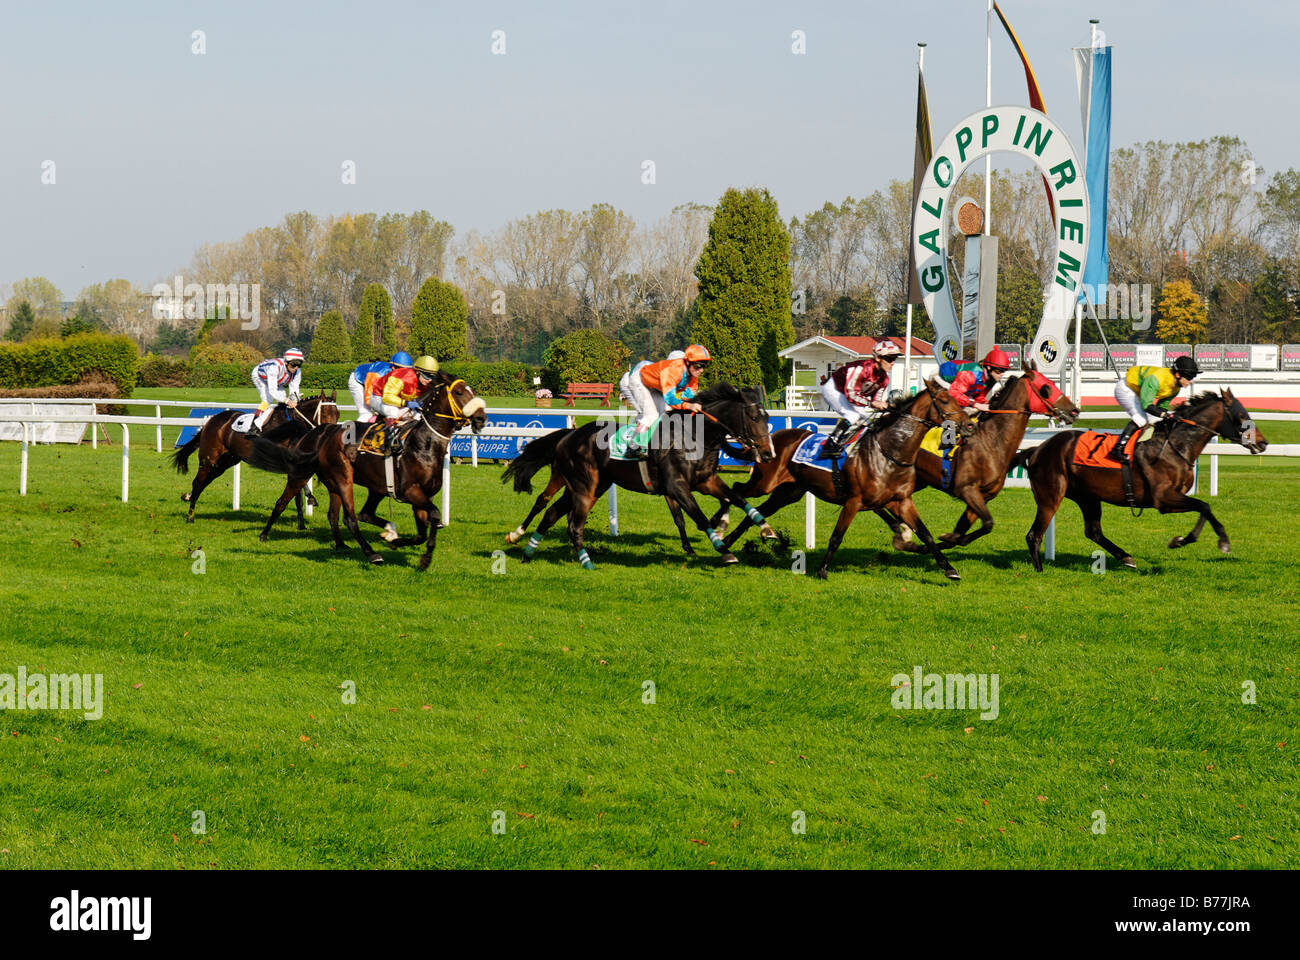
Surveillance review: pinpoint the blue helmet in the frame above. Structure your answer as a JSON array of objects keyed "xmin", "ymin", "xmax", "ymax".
[{"xmin": 390, "ymin": 351, "xmax": 413, "ymax": 368}]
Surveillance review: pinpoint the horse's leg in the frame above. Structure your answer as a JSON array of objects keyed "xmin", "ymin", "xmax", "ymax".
[
  {"xmin": 1025, "ymin": 467, "xmax": 1068, "ymax": 573},
  {"xmin": 1159, "ymin": 491, "xmax": 1231, "ymax": 553},
  {"xmin": 722, "ymin": 481, "xmax": 804, "ymax": 549},
  {"xmin": 356, "ymin": 490, "xmax": 399, "ymax": 542},
  {"xmin": 814, "ymin": 497, "xmax": 863, "ymax": 579},
  {"xmin": 891, "ymin": 496, "xmax": 961, "ymax": 582},
  {"xmin": 327, "ymin": 490, "xmax": 347, "ymax": 550},
  {"xmin": 937, "ymin": 507, "xmax": 978, "ymax": 546},
  {"xmin": 872, "ymin": 507, "xmax": 920, "ymax": 553},
  {"xmin": 260, "ymin": 475, "xmax": 311, "ymax": 542},
  {"xmin": 507, "ymin": 473, "xmax": 565, "ymax": 544},
  {"xmin": 566, "ymin": 485, "xmax": 602, "ymax": 570},
  {"xmin": 696, "ymin": 473, "xmax": 777, "ymax": 542},
  {"xmin": 945, "ymin": 494, "xmax": 995, "ymax": 548},
  {"xmin": 328, "ymin": 479, "xmax": 382, "ymax": 564},
  {"xmin": 665, "ymin": 497, "xmax": 696, "ymax": 555},
  {"xmin": 294, "ymin": 488, "xmax": 306, "ymax": 531},
  {"xmin": 184, "ymin": 453, "xmax": 238, "ymax": 522},
  {"xmin": 1077, "ymin": 494, "xmax": 1136, "ymax": 568},
  {"xmin": 521, "ymin": 489, "xmax": 574, "ymax": 562},
  {"xmin": 662, "ymin": 481, "xmax": 738, "ymax": 565}
]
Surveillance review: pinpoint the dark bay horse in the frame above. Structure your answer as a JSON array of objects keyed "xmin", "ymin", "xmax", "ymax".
[
  {"xmin": 1019, "ymin": 389, "xmax": 1268, "ymax": 571},
  {"xmin": 874, "ymin": 361, "xmax": 1079, "ymax": 552},
  {"xmin": 170, "ymin": 390, "xmax": 338, "ymax": 523},
  {"xmin": 718, "ymin": 377, "xmax": 976, "ymax": 580},
  {"xmin": 501, "ymin": 384, "xmax": 775, "ymax": 568},
  {"xmin": 246, "ymin": 371, "xmax": 486, "ymax": 568}
]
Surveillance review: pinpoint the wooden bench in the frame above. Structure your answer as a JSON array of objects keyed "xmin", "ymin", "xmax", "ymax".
[{"xmin": 561, "ymin": 382, "xmax": 614, "ymax": 407}]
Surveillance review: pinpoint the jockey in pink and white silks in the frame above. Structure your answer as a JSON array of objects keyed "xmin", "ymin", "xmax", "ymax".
[{"xmin": 252, "ymin": 348, "xmax": 304, "ymax": 430}]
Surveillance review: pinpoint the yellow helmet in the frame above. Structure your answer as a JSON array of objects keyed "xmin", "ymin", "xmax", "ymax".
[{"xmin": 413, "ymin": 356, "xmax": 439, "ymax": 374}]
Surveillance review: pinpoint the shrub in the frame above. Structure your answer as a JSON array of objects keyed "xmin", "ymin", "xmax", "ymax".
[
  {"xmin": 354, "ymin": 284, "xmax": 396, "ymax": 362},
  {"xmin": 192, "ymin": 341, "xmax": 264, "ymax": 367},
  {"xmin": 441, "ymin": 360, "xmax": 544, "ymax": 397},
  {"xmin": 543, "ymin": 329, "xmax": 630, "ymax": 387},
  {"xmin": 0, "ymin": 333, "xmax": 138, "ymax": 396},
  {"xmin": 409, "ymin": 278, "xmax": 468, "ymax": 360},
  {"xmin": 309, "ymin": 310, "xmax": 351, "ymax": 362},
  {"xmin": 138, "ymin": 353, "xmax": 192, "ymax": 387}
]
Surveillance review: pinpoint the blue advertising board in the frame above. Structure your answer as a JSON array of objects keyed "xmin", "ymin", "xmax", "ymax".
[
  {"xmin": 449, "ymin": 412, "xmax": 569, "ymax": 459},
  {"xmin": 174, "ymin": 408, "xmax": 229, "ymax": 447}
]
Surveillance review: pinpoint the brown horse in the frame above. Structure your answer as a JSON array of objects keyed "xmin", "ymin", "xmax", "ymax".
[
  {"xmin": 1019, "ymin": 389, "xmax": 1268, "ymax": 571},
  {"xmin": 874, "ymin": 362, "xmax": 1079, "ymax": 552},
  {"xmin": 170, "ymin": 390, "xmax": 338, "ymax": 523},
  {"xmin": 502, "ymin": 384, "xmax": 775, "ymax": 568},
  {"xmin": 246, "ymin": 371, "xmax": 486, "ymax": 568},
  {"xmin": 720, "ymin": 377, "xmax": 976, "ymax": 580}
]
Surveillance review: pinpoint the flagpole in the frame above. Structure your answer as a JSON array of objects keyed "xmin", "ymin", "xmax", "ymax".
[
  {"xmin": 1090, "ymin": 17, "xmax": 1098, "ymax": 48},
  {"xmin": 906, "ymin": 42, "xmax": 926, "ymax": 393},
  {"xmin": 984, "ymin": 0, "xmax": 992, "ymax": 236}
]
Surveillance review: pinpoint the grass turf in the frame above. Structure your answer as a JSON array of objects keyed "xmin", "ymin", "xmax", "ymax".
[{"xmin": 0, "ymin": 394, "xmax": 1296, "ymax": 868}]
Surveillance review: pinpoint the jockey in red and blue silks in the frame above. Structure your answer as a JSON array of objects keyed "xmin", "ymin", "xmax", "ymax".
[
  {"xmin": 348, "ymin": 351, "xmax": 411, "ymax": 423},
  {"xmin": 948, "ymin": 348, "xmax": 1011, "ymax": 413}
]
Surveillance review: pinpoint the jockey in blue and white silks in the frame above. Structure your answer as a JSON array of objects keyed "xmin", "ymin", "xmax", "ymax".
[{"xmin": 252, "ymin": 348, "xmax": 304, "ymax": 430}]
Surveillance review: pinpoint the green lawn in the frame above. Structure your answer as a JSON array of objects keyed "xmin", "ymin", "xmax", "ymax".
[{"xmin": 0, "ymin": 393, "xmax": 1296, "ymax": 868}]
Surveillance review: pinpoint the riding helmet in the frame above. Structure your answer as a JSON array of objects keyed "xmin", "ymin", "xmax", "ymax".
[
  {"xmin": 391, "ymin": 351, "xmax": 414, "ymax": 367},
  {"xmin": 1172, "ymin": 355, "xmax": 1200, "ymax": 378},
  {"xmin": 684, "ymin": 344, "xmax": 711, "ymax": 364},
  {"xmin": 980, "ymin": 347, "xmax": 1010, "ymax": 371},
  {"xmin": 413, "ymin": 356, "xmax": 440, "ymax": 375}
]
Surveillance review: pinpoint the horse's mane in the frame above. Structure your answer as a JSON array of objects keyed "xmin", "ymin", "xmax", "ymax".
[
  {"xmin": 694, "ymin": 382, "xmax": 744, "ymax": 406},
  {"xmin": 869, "ymin": 387, "xmax": 925, "ymax": 431},
  {"xmin": 1181, "ymin": 392, "xmax": 1222, "ymax": 413}
]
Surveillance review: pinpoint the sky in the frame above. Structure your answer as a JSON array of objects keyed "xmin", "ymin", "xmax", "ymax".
[{"xmin": 2, "ymin": 0, "xmax": 1297, "ymax": 297}]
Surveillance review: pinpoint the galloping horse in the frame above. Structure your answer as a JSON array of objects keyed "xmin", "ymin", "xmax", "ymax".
[
  {"xmin": 501, "ymin": 384, "xmax": 775, "ymax": 568},
  {"xmin": 873, "ymin": 361, "xmax": 1079, "ymax": 552},
  {"xmin": 246, "ymin": 371, "xmax": 486, "ymax": 568},
  {"xmin": 1018, "ymin": 389, "xmax": 1268, "ymax": 571},
  {"xmin": 170, "ymin": 390, "xmax": 338, "ymax": 523},
  {"xmin": 718, "ymin": 377, "xmax": 976, "ymax": 580}
]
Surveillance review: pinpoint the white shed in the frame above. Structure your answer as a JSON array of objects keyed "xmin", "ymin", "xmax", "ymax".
[{"xmin": 778, "ymin": 335, "xmax": 937, "ymax": 409}]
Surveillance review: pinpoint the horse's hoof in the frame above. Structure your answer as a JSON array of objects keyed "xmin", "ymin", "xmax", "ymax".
[
  {"xmin": 1122, "ymin": 557, "xmax": 1137, "ymax": 569},
  {"xmin": 759, "ymin": 523, "xmax": 777, "ymax": 540},
  {"xmin": 306, "ymin": 496, "xmax": 318, "ymax": 508},
  {"xmin": 1219, "ymin": 540, "xmax": 1231, "ymax": 554},
  {"xmin": 944, "ymin": 569, "xmax": 961, "ymax": 582},
  {"xmin": 181, "ymin": 493, "xmax": 191, "ymax": 502},
  {"xmin": 368, "ymin": 555, "xmax": 385, "ymax": 565},
  {"xmin": 258, "ymin": 533, "xmax": 269, "ymax": 543},
  {"xmin": 721, "ymin": 552, "xmax": 739, "ymax": 565},
  {"xmin": 1168, "ymin": 536, "xmax": 1185, "ymax": 549},
  {"xmin": 380, "ymin": 525, "xmax": 399, "ymax": 543},
  {"xmin": 683, "ymin": 547, "xmax": 696, "ymax": 556},
  {"xmin": 716, "ymin": 516, "xmax": 730, "ymax": 534},
  {"xmin": 418, "ymin": 556, "xmax": 432, "ymax": 571},
  {"xmin": 815, "ymin": 568, "xmax": 828, "ymax": 580},
  {"xmin": 185, "ymin": 515, "xmax": 195, "ymax": 524},
  {"xmin": 505, "ymin": 531, "xmax": 519, "ymax": 545}
]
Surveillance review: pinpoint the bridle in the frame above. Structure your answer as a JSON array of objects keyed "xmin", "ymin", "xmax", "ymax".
[
  {"xmin": 870, "ymin": 382, "xmax": 961, "ymax": 467},
  {"xmin": 419, "ymin": 377, "xmax": 477, "ymax": 443}
]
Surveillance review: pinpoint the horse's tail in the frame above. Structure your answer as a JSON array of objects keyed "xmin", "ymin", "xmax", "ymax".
[
  {"xmin": 246, "ymin": 436, "xmax": 319, "ymax": 475},
  {"xmin": 502, "ymin": 428, "xmax": 570, "ymax": 493},
  {"xmin": 171, "ymin": 433, "xmax": 201, "ymax": 474}
]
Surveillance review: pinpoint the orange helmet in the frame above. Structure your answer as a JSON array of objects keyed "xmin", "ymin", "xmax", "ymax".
[
  {"xmin": 683, "ymin": 344, "xmax": 711, "ymax": 364},
  {"xmin": 981, "ymin": 347, "xmax": 1011, "ymax": 371}
]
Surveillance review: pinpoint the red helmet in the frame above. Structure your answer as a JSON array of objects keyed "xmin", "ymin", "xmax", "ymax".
[
  {"xmin": 981, "ymin": 348, "xmax": 1010, "ymax": 371},
  {"xmin": 684, "ymin": 344, "xmax": 711, "ymax": 364}
]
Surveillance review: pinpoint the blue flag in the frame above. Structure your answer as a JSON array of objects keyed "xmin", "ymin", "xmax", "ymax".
[{"xmin": 1075, "ymin": 44, "xmax": 1111, "ymax": 310}]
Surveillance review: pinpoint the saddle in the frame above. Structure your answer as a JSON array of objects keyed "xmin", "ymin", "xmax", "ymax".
[
  {"xmin": 920, "ymin": 425, "xmax": 964, "ymax": 490},
  {"xmin": 358, "ymin": 419, "xmax": 418, "ymax": 458}
]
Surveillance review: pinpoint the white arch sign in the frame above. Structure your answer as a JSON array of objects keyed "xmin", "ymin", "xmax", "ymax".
[{"xmin": 912, "ymin": 105, "xmax": 1089, "ymax": 374}]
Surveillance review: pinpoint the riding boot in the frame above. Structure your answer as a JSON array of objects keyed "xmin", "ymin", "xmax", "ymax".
[
  {"xmin": 1110, "ymin": 421, "xmax": 1138, "ymax": 464},
  {"xmin": 624, "ymin": 425, "xmax": 650, "ymax": 459},
  {"xmin": 821, "ymin": 420, "xmax": 850, "ymax": 459}
]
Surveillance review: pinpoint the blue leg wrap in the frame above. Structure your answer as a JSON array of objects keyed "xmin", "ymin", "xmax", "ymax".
[{"xmin": 523, "ymin": 532, "xmax": 542, "ymax": 557}]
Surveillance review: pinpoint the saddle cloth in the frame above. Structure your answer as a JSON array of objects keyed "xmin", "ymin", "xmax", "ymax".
[
  {"xmin": 608, "ymin": 416, "xmax": 662, "ymax": 461},
  {"xmin": 791, "ymin": 432, "xmax": 849, "ymax": 473},
  {"xmin": 231, "ymin": 412, "xmax": 257, "ymax": 433},
  {"xmin": 1072, "ymin": 427, "xmax": 1153, "ymax": 469}
]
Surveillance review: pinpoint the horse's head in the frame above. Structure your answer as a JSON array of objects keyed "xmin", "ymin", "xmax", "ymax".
[
  {"xmin": 696, "ymin": 382, "xmax": 775, "ymax": 462},
  {"xmin": 1205, "ymin": 388, "xmax": 1267, "ymax": 453},
  {"xmin": 922, "ymin": 376, "xmax": 977, "ymax": 438},
  {"xmin": 421, "ymin": 371, "xmax": 487, "ymax": 434},
  {"xmin": 1018, "ymin": 359, "xmax": 1079, "ymax": 424},
  {"xmin": 301, "ymin": 390, "xmax": 340, "ymax": 426}
]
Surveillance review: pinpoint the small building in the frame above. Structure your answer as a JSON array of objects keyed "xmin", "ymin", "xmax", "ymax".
[{"xmin": 778, "ymin": 334, "xmax": 937, "ymax": 409}]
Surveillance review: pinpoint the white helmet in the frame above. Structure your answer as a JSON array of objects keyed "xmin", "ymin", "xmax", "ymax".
[
  {"xmin": 874, "ymin": 340, "xmax": 902, "ymax": 359},
  {"xmin": 667, "ymin": 350, "xmax": 686, "ymax": 361}
]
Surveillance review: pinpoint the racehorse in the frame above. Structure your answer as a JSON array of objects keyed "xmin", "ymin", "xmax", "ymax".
[
  {"xmin": 873, "ymin": 361, "xmax": 1079, "ymax": 553},
  {"xmin": 501, "ymin": 383, "xmax": 775, "ymax": 568},
  {"xmin": 170, "ymin": 390, "xmax": 338, "ymax": 524},
  {"xmin": 717, "ymin": 377, "xmax": 976, "ymax": 580},
  {"xmin": 246, "ymin": 371, "xmax": 486, "ymax": 568},
  {"xmin": 1018, "ymin": 389, "xmax": 1268, "ymax": 571}
]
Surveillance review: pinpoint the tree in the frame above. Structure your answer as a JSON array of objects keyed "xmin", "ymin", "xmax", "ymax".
[
  {"xmin": 544, "ymin": 329, "xmax": 630, "ymax": 385},
  {"xmin": 5, "ymin": 277, "xmax": 63, "ymax": 325},
  {"xmin": 60, "ymin": 311, "xmax": 104, "ymax": 337},
  {"xmin": 309, "ymin": 309, "xmax": 351, "ymax": 362},
  {"xmin": 5, "ymin": 301, "xmax": 36, "ymax": 341},
  {"xmin": 353, "ymin": 284, "xmax": 396, "ymax": 362},
  {"xmin": 1155, "ymin": 280, "xmax": 1209, "ymax": 343},
  {"xmin": 995, "ymin": 263, "xmax": 1045, "ymax": 345},
  {"xmin": 692, "ymin": 187, "xmax": 794, "ymax": 391},
  {"xmin": 827, "ymin": 291, "xmax": 880, "ymax": 337},
  {"xmin": 409, "ymin": 278, "xmax": 468, "ymax": 360}
]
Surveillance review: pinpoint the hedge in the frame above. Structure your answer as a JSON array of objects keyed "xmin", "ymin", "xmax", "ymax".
[
  {"xmin": 0, "ymin": 333, "xmax": 138, "ymax": 396},
  {"xmin": 180, "ymin": 360, "xmax": 545, "ymax": 397},
  {"xmin": 138, "ymin": 353, "xmax": 192, "ymax": 387}
]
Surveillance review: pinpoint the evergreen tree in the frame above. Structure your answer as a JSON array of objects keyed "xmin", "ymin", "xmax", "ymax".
[
  {"xmin": 353, "ymin": 284, "xmax": 396, "ymax": 362},
  {"xmin": 692, "ymin": 188, "xmax": 794, "ymax": 391},
  {"xmin": 5, "ymin": 301, "xmax": 36, "ymax": 341},
  {"xmin": 309, "ymin": 309, "xmax": 352, "ymax": 362},
  {"xmin": 409, "ymin": 278, "xmax": 468, "ymax": 361}
]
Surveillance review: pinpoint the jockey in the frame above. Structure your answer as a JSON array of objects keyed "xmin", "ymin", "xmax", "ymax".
[
  {"xmin": 349, "ymin": 351, "xmax": 411, "ymax": 423},
  {"xmin": 619, "ymin": 344, "xmax": 711, "ymax": 459},
  {"xmin": 820, "ymin": 340, "xmax": 901, "ymax": 458},
  {"xmin": 937, "ymin": 359, "xmax": 980, "ymax": 386},
  {"xmin": 1109, "ymin": 355, "xmax": 1199, "ymax": 464},
  {"xmin": 371, "ymin": 355, "xmax": 439, "ymax": 422},
  {"xmin": 948, "ymin": 347, "xmax": 1011, "ymax": 414},
  {"xmin": 252, "ymin": 348, "xmax": 304, "ymax": 431}
]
